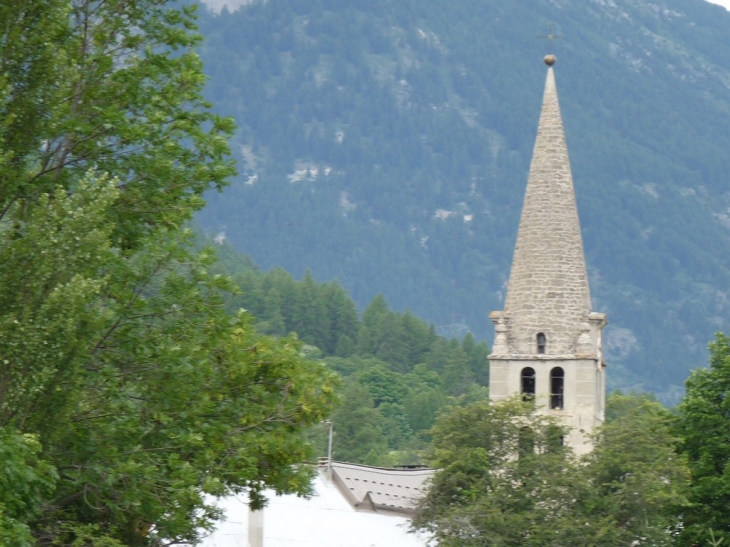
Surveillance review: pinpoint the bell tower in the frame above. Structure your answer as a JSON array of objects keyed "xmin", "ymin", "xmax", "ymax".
[{"xmin": 489, "ymin": 55, "xmax": 607, "ymax": 455}]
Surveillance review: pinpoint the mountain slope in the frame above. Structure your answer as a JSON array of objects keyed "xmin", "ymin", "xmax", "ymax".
[{"xmin": 195, "ymin": 0, "xmax": 730, "ymax": 402}]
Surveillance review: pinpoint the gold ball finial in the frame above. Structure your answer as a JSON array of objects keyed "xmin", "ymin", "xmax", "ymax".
[{"xmin": 544, "ymin": 54, "xmax": 556, "ymax": 66}]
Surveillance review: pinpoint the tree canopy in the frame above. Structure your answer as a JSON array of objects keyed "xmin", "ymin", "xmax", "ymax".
[
  {"xmin": 413, "ymin": 394, "xmax": 688, "ymax": 547},
  {"xmin": 209, "ymin": 243, "xmax": 491, "ymax": 467},
  {"xmin": 676, "ymin": 334, "xmax": 730, "ymax": 546},
  {"xmin": 0, "ymin": 1, "xmax": 336, "ymax": 544}
]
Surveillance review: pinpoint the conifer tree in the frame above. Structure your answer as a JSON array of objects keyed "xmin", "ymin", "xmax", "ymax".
[
  {"xmin": 322, "ymin": 281, "xmax": 360, "ymax": 356},
  {"xmin": 330, "ymin": 383, "xmax": 388, "ymax": 463},
  {"xmin": 290, "ymin": 270, "xmax": 329, "ymax": 348},
  {"xmin": 462, "ymin": 333, "xmax": 490, "ymax": 386}
]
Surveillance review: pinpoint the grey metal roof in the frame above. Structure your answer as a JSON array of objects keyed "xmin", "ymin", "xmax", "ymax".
[{"xmin": 329, "ymin": 462, "xmax": 434, "ymax": 516}]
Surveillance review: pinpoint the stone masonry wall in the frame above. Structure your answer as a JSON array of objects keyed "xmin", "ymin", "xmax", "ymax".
[{"xmin": 501, "ymin": 68, "xmax": 592, "ymax": 355}]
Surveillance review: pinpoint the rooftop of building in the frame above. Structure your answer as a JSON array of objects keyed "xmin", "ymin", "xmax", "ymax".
[{"xmin": 325, "ymin": 461, "xmax": 434, "ymax": 516}]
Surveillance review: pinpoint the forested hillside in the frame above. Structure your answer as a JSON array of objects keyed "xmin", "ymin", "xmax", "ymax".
[
  {"xmin": 194, "ymin": 0, "xmax": 730, "ymax": 402},
  {"xmin": 212, "ymin": 242, "xmax": 490, "ymax": 465}
]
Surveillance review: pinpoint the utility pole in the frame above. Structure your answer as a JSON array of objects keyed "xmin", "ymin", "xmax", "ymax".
[{"xmin": 323, "ymin": 420, "xmax": 334, "ymax": 479}]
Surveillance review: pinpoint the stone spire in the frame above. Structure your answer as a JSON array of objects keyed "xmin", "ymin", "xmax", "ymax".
[{"xmin": 500, "ymin": 64, "xmax": 592, "ymax": 355}]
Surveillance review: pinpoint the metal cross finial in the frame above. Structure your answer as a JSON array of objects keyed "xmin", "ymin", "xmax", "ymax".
[{"xmin": 538, "ymin": 23, "xmax": 563, "ymax": 54}]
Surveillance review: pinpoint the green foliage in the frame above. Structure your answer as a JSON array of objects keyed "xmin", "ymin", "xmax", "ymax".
[
  {"xmin": 414, "ymin": 394, "xmax": 689, "ymax": 547},
  {"xmin": 604, "ymin": 389, "xmax": 660, "ymax": 422},
  {"xmin": 0, "ymin": 174, "xmax": 117, "ymax": 428},
  {"xmin": 1, "ymin": 0, "xmax": 235, "ymax": 249},
  {"xmin": 0, "ymin": 179, "xmax": 338, "ymax": 544},
  {"xmin": 356, "ymin": 364, "xmax": 409, "ymax": 407},
  {"xmin": 676, "ymin": 333, "xmax": 730, "ymax": 546},
  {"xmin": 404, "ymin": 387, "xmax": 446, "ymax": 433},
  {"xmin": 33, "ymin": 235, "xmax": 339, "ymax": 543},
  {"xmin": 583, "ymin": 395, "xmax": 688, "ymax": 546},
  {"xmin": 210, "ymin": 245, "xmax": 490, "ymax": 466},
  {"xmin": 0, "ymin": 1, "xmax": 338, "ymax": 544},
  {"xmin": 0, "ymin": 429, "xmax": 56, "ymax": 546},
  {"xmin": 329, "ymin": 382, "xmax": 389, "ymax": 464},
  {"xmin": 414, "ymin": 398, "xmax": 582, "ymax": 547},
  {"xmin": 462, "ymin": 333, "xmax": 490, "ymax": 387}
]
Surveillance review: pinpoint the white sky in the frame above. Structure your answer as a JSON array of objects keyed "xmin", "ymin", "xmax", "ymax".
[{"xmin": 706, "ymin": 0, "xmax": 730, "ymax": 8}]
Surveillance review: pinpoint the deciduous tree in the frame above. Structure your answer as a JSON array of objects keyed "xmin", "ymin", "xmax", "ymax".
[
  {"xmin": 676, "ymin": 333, "xmax": 730, "ymax": 546},
  {"xmin": 0, "ymin": 1, "xmax": 338, "ymax": 544},
  {"xmin": 414, "ymin": 394, "xmax": 689, "ymax": 547}
]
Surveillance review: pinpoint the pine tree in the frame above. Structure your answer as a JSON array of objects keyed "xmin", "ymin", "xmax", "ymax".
[
  {"xmin": 290, "ymin": 270, "xmax": 329, "ymax": 348},
  {"xmin": 462, "ymin": 333, "xmax": 490, "ymax": 386},
  {"xmin": 322, "ymin": 281, "xmax": 360, "ymax": 356}
]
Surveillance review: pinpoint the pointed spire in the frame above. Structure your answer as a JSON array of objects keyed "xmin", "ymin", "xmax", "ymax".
[{"xmin": 502, "ymin": 66, "xmax": 592, "ymax": 355}]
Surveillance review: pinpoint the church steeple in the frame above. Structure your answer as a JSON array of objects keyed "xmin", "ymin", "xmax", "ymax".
[
  {"xmin": 502, "ymin": 61, "xmax": 591, "ymax": 356},
  {"xmin": 488, "ymin": 56, "xmax": 607, "ymax": 456}
]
